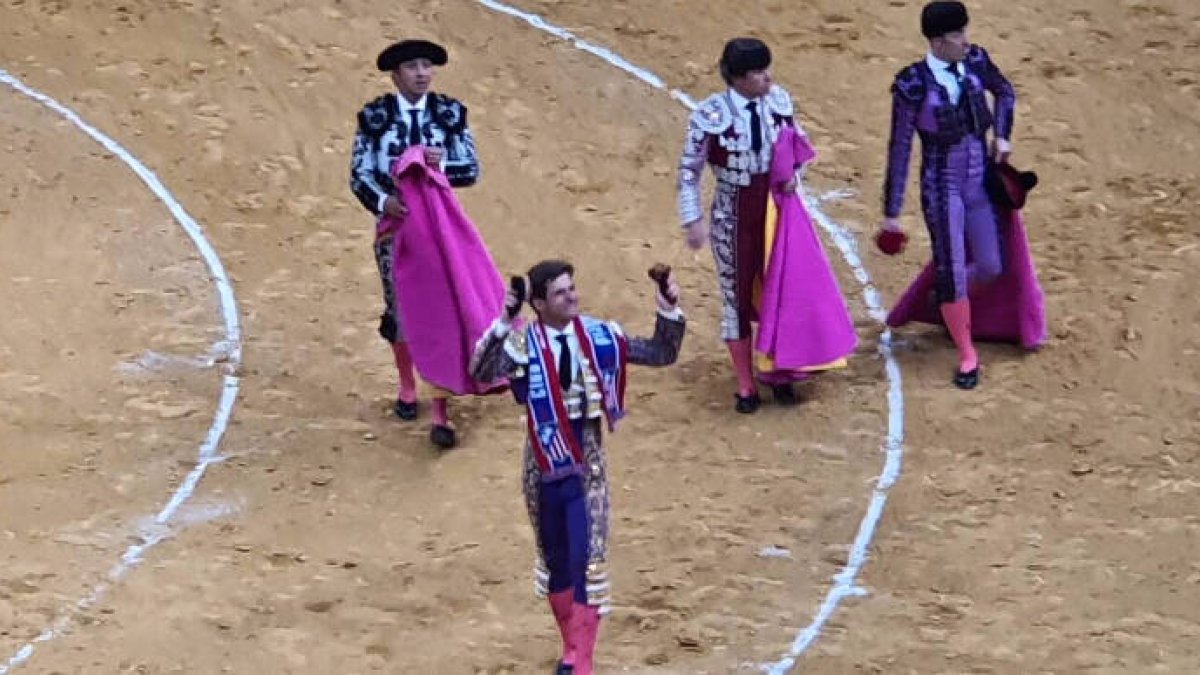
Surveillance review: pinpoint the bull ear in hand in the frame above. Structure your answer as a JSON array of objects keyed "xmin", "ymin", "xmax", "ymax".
[
  {"xmin": 647, "ymin": 263, "xmax": 677, "ymax": 304},
  {"xmin": 506, "ymin": 275, "xmax": 528, "ymax": 319}
]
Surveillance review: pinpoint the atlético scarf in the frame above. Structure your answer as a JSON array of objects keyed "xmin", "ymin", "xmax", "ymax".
[{"xmin": 525, "ymin": 316, "xmax": 627, "ymax": 476}]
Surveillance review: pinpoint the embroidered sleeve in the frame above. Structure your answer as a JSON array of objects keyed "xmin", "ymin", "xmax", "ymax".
[
  {"xmin": 883, "ymin": 65, "xmax": 923, "ymax": 218},
  {"xmin": 677, "ymin": 109, "xmax": 711, "ymax": 227},
  {"xmin": 655, "ymin": 307, "xmax": 684, "ymax": 322},
  {"xmin": 439, "ymin": 98, "xmax": 481, "ymax": 188},
  {"xmin": 969, "ymin": 45, "xmax": 1016, "ymax": 141},
  {"xmin": 625, "ymin": 313, "xmax": 686, "ymax": 367},
  {"xmin": 447, "ymin": 124, "xmax": 480, "ymax": 187},
  {"xmin": 470, "ymin": 318, "xmax": 527, "ymax": 383},
  {"xmin": 350, "ymin": 123, "xmax": 387, "ymax": 216}
]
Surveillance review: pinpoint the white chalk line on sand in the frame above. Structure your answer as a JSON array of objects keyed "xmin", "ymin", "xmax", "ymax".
[
  {"xmin": 0, "ymin": 68, "xmax": 242, "ymax": 673},
  {"xmin": 472, "ymin": 3, "xmax": 906, "ymax": 671}
]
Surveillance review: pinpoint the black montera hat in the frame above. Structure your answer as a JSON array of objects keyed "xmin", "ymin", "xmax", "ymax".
[
  {"xmin": 921, "ymin": 1, "xmax": 970, "ymax": 39},
  {"xmin": 720, "ymin": 38, "xmax": 772, "ymax": 78},
  {"xmin": 376, "ymin": 39, "xmax": 448, "ymax": 71}
]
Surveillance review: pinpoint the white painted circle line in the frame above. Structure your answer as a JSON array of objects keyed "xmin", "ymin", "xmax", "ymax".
[
  {"xmin": 0, "ymin": 68, "xmax": 243, "ymax": 673},
  {"xmin": 471, "ymin": 3, "xmax": 907, "ymax": 671}
]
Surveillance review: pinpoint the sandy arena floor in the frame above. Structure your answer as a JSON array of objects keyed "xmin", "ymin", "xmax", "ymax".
[{"xmin": 2, "ymin": 0, "xmax": 1199, "ymax": 672}]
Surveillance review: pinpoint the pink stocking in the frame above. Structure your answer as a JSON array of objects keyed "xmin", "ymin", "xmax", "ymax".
[
  {"xmin": 570, "ymin": 603, "xmax": 602, "ymax": 675},
  {"xmin": 725, "ymin": 338, "xmax": 756, "ymax": 396},
  {"xmin": 940, "ymin": 298, "xmax": 978, "ymax": 372},
  {"xmin": 548, "ymin": 590, "xmax": 576, "ymax": 666},
  {"xmin": 431, "ymin": 397, "xmax": 449, "ymax": 427},
  {"xmin": 390, "ymin": 342, "xmax": 418, "ymax": 403}
]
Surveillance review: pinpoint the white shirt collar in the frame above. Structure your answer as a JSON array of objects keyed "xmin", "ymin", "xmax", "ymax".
[
  {"xmin": 926, "ymin": 52, "xmax": 962, "ymax": 76},
  {"xmin": 396, "ymin": 92, "xmax": 428, "ymax": 112},
  {"xmin": 727, "ymin": 87, "xmax": 756, "ymax": 111},
  {"xmin": 542, "ymin": 321, "xmax": 576, "ymax": 340}
]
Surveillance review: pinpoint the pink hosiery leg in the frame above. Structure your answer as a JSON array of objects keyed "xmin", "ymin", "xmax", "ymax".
[
  {"xmin": 431, "ymin": 397, "xmax": 450, "ymax": 427},
  {"xmin": 570, "ymin": 603, "xmax": 602, "ymax": 675},
  {"xmin": 390, "ymin": 341, "xmax": 418, "ymax": 403},
  {"xmin": 725, "ymin": 338, "xmax": 756, "ymax": 397},
  {"xmin": 940, "ymin": 298, "xmax": 978, "ymax": 372},
  {"xmin": 548, "ymin": 590, "xmax": 577, "ymax": 666}
]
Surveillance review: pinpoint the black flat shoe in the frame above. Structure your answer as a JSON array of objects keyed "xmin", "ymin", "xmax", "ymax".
[
  {"xmin": 430, "ymin": 424, "xmax": 457, "ymax": 449},
  {"xmin": 734, "ymin": 392, "xmax": 761, "ymax": 414},
  {"xmin": 771, "ymin": 384, "xmax": 798, "ymax": 406},
  {"xmin": 554, "ymin": 662, "xmax": 575, "ymax": 675},
  {"xmin": 393, "ymin": 398, "xmax": 418, "ymax": 421},
  {"xmin": 954, "ymin": 368, "xmax": 980, "ymax": 390}
]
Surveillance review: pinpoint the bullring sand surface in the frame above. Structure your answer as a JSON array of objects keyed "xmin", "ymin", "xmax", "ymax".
[{"xmin": 2, "ymin": 0, "xmax": 1198, "ymax": 672}]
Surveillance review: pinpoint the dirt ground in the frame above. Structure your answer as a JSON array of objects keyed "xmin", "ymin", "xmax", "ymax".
[{"xmin": 2, "ymin": 0, "xmax": 1198, "ymax": 672}]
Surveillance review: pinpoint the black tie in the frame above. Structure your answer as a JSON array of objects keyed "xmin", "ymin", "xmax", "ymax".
[
  {"xmin": 947, "ymin": 64, "xmax": 966, "ymax": 90},
  {"xmin": 948, "ymin": 63, "xmax": 978, "ymax": 129},
  {"xmin": 407, "ymin": 109, "xmax": 422, "ymax": 147},
  {"xmin": 555, "ymin": 334, "xmax": 573, "ymax": 391},
  {"xmin": 746, "ymin": 101, "xmax": 762, "ymax": 154}
]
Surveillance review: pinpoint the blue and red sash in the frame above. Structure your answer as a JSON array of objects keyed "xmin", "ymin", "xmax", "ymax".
[{"xmin": 525, "ymin": 316, "xmax": 628, "ymax": 476}]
